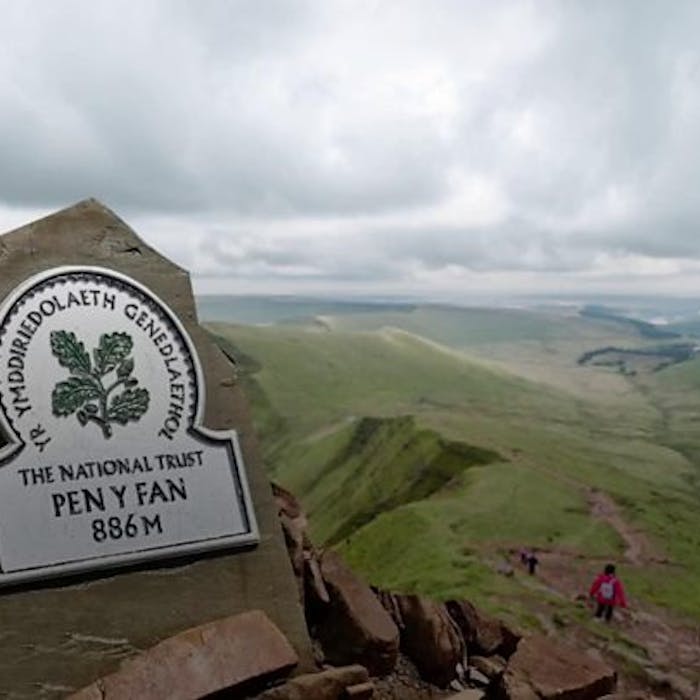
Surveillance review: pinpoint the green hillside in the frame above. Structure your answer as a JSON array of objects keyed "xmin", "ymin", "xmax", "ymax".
[
  {"xmin": 208, "ymin": 309, "xmax": 700, "ymax": 621},
  {"xmin": 321, "ymin": 305, "xmax": 666, "ymax": 403},
  {"xmin": 275, "ymin": 414, "xmax": 500, "ymax": 547}
]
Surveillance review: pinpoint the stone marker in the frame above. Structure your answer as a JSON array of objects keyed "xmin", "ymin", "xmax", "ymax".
[
  {"xmin": 0, "ymin": 264, "xmax": 259, "ymax": 581},
  {"xmin": 0, "ymin": 200, "xmax": 312, "ymax": 698}
]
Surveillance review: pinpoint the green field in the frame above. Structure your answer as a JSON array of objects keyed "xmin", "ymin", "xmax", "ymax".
[{"xmin": 207, "ymin": 304, "xmax": 700, "ymax": 621}]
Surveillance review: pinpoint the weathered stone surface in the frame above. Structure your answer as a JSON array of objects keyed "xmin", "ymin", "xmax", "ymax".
[
  {"xmin": 306, "ymin": 550, "xmax": 331, "ymax": 605},
  {"xmin": 257, "ymin": 664, "xmax": 370, "ymax": 700},
  {"xmin": 272, "ymin": 481, "xmax": 331, "ymax": 614},
  {"xmin": 469, "ymin": 668, "xmax": 491, "ymax": 687},
  {"xmin": 317, "ymin": 551, "xmax": 400, "ymax": 676},
  {"xmin": 395, "ymin": 594, "xmax": 465, "ymax": 687},
  {"xmin": 499, "ymin": 676, "xmax": 540, "ymax": 700},
  {"xmin": 346, "ymin": 681, "xmax": 375, "ymax": 698},
  {"xmin": 446, "ymin": 600, "xmax": 520, "ymax": 658},
  {"xmin": 68, "ymin": 610, "xmax": 297, "ymax": 700},
  {"xmin": 470, "ymin": 654, "xmax": 506, "ymax": 680},
  {"xmin": 500, "ymin": 634, "xmax": 617, "ymax": 700},
  {"xmin": 274, "ymin": 482, "xmax": 309, "ymax": 605},
  {"xmin": 0, "ymin": 201, "xmax": 312, "ymax": 699},
  {"xmin": 68, "ymin": 686, "xmax": 103, "ymax": 700}
]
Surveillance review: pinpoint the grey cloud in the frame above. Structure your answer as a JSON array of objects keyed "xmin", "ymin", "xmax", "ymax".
[
  {"xmin": 0, "ymin": 0, "xmax": 451, "ymax": 216},
  {"xmin": 2, "ymin": 0, "xmax": 700, "ymax": 292},
  {"xmin": 196, "ymin": 219, "xmax": 595, "ymax": 284}
]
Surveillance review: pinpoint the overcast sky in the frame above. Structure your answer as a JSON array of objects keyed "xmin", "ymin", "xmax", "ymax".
[{"xmin": 1, "ymin": 1, "xmax": 700, "ymax": 298}]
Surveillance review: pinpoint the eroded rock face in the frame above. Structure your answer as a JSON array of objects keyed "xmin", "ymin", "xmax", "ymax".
[
  {"xmin": 69, "ymin": 610, "xmax": 298, "ymax": 700},
  {"xmin": 470, "ymin": 654, "xmax": 506, "ymax": 681},
  {"xmin": 274, "ymin": 482, "xmax": 314, "ymax": 606},
  {"xmin": 316, "ymin": 550, "xmax": 400, "ymax": 675},
  {"xmin": 446, "ymin": 600, "xmax": 520, "ymax": 658},
  {"xmin": 393, "ymin": 594, "xmax": 465, "ymax": 688},
  {"xmin": 499, "ymin": 634, "xmax": 616, "ymax": 700}
]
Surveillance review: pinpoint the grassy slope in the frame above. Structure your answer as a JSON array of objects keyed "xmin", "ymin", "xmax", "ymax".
[
  {"xmin": 325, "ymin": 305, "xmax": 661, "ymax": 403},
  {"xmin": 208, "ymin": 309, "xmax": 700, "ymax": 618},
  {"xmin": 277, "ymin": 415, "xmax": 500, "ymax": 547}
]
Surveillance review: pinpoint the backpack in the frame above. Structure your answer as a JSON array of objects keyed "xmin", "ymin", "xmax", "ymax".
[{"xmin": 599, "ymin": 579, "xmax": 615, "ymax": 601}]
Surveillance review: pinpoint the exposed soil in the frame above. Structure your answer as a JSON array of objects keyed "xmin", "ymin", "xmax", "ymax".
[{"xmin": 586, "ymin": 489, "xmax": 657, "ymax": 565}]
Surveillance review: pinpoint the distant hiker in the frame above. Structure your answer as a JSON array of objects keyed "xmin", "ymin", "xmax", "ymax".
[
  {"xmin": 589, "ymin": 563, "xmax": 627, "ymax": 621},
  {"xmin": 526, "ymin": 551, "xmax": 539, "ymax": 575},
  {"xmin": 519, "ymin": 547, "xmax": 538, "ymax": 574}
]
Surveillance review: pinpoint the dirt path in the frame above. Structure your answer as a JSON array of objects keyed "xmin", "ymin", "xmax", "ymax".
[
  {"xmin": 586, "ymin": 488, "xmax": 656, "ymax": 565},
  {"xmin": 498, "ymin": 546, "xmax": 699, "ymax": 698},
  {"xmin": 497, "ymin": 486, "xmax": 700, "ymax": 698},
  {"xmin": 503, "ymin": 454, "xmax": 700, "ymax": 695}
]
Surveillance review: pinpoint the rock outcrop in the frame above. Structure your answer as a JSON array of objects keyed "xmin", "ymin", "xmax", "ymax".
[
  {"xmin": 498, "ymin": 634, "xmax": 617, "ymax": 700},
  {"xmin": 71, "ymin": 483, "xmax": 620, "ymax": 700},
  {"xmin": 380, "ymin": 592, "xmax": 465, "ymax": 686},
  {"xmin": 273, "ymin": 484, "xmax": 619, "ymax": 700},
  {"xmin": 446, "ymin": 599, "xmax": 520, "ymax": 659},
  {"xmin": 316, "ymin": 550, "xmax": 400, "ymax": 675}
]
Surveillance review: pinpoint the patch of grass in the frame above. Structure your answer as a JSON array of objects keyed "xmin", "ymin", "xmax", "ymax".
[{"xmin": 336, "ymin": 503, "xmax": 518, "ymax": 603}]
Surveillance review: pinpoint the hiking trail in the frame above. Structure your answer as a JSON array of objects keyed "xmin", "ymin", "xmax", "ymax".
[{"xmin": 586, "ymin": 488, "xmax": 657, "ymax": 565}]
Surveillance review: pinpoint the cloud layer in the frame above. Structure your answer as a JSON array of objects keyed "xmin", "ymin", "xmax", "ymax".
[{"xmin": 1, "ymin": 0, "xmax": 700, "ymax": 296}]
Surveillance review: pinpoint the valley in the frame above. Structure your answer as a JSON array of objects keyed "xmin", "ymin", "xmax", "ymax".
[{"xmin": 204, "ymin": 299, "xmax": 700, "ymax": 695}]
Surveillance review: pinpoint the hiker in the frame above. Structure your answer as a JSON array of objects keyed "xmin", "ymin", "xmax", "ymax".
[
  {"xmin": 589, "ymin": 563, "xmax": 627, "ymax": 621},
  {"xmin": 526, "ymin": 550, "xmax": 539, "ymax": 575}
]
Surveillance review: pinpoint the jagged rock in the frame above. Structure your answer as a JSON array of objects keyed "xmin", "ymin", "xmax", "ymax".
[
  {"xmin": 470, "ymin": 655, "xmax": 506, "ymax": 680},
  {"xmin": 69, "ymin": 610, "xmax": 298, "ymax": 700},
  {"xmin": 375, "ymin": 588, "xmax": 403, "ymax": 625},
  {"xmin": 394, "ymin": 594, "xmax": 465, "ymax": 687},
  {"xmin": 317, "ymin": 551, "xmax": 400, "ymax": 675},
  {"xmin": 306, "ymin": 551, "xmax": 331, "ymax": 605},
  {"xmin": 273, "ymin": 482, "xmax": 305, "ymax": 521},
  {"xmin": 273, "ymin": 482, "xmax": 312, "ymax": 605},
  {"xmin": 257, "ymin": 664, "xmax": 370, "ymax": 699},
  {"xmin": 469, "ymin": 668, "xmax": 490, "ymax": 687},
  {"xmin": 272, "ymin": 482, "xmax": 331, "ymax": 617},
  {"xmin": 499, "ymin": 634, "xmax": 616, "ymax": 700},
  {"xmin": 446, "ymin": 600, "xmax": 520, "ymax": 658}
]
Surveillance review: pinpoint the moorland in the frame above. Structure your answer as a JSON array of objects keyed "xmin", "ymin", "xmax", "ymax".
[{"xmin": 202, "ymin": 296, "xmax": 700, "ymax": 690}]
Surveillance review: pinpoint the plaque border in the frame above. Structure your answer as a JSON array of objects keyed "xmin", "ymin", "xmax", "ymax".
[{"xmin": 0, "ymin": 265, "xmax": 259, "ymax": 586}]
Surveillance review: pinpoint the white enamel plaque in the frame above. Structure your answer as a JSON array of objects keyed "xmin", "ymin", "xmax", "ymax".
[{"xmin": 0, "ymin": 267, "xmax": 258, "ymax": 584}]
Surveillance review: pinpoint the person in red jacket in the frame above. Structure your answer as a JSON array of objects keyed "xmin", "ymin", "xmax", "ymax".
[{"xmin": 589, "ymin": 563, "xmax": 627, "ymax": 621}]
